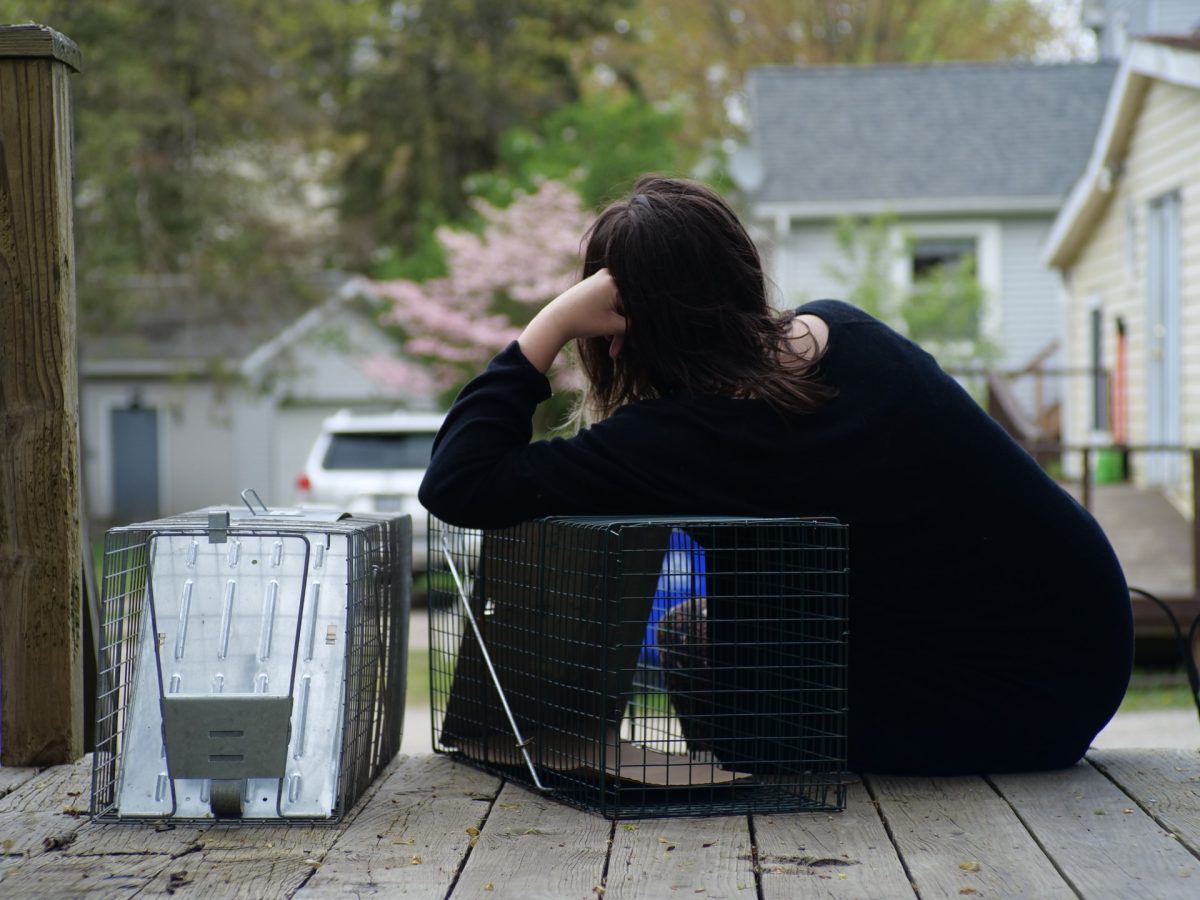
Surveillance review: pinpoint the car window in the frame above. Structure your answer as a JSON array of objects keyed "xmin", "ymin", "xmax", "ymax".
[{"xmin": 322, "ymin": 431, "xmax": 438, "ymax": 470}]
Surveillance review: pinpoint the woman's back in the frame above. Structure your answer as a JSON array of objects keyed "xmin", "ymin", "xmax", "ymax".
[{"xmin": 418, "ymin": 176, "xmax": 1132, "ymax": 775}]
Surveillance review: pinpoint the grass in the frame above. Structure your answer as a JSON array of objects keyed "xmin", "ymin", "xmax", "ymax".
[
  {"xmin": 1119, "ymin": 669, "xmax": 1196, "ymax": 713},
  {"xmin": 406, "ymin": 646, "xmax": 431, "ymax": 710}
]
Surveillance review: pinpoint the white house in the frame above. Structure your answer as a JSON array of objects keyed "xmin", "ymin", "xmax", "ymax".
[
  {"xmin": 1084, "ymin": 0, "xmax": 1200, "ymax": 59},
  {"xmin": 734, "ymin": 60, "xmax": 1117, "ymax": 418},
  {"xmin": 79, "ymin": 277, "xmax": 431, "ymax": 527},
  {"xmin": 1045, "ymin": 36, "xmax": 1200, "ymax": 511}
]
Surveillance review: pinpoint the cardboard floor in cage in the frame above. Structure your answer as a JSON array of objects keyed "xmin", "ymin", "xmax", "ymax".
[{"xmin": 445, "ymin": 727, "xmax": 752, "ymax": 787}]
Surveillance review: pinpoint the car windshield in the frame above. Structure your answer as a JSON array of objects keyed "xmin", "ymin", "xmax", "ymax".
[{"xmin": 322, "ymin": 431, "xmax": 438, "ymax": 470}]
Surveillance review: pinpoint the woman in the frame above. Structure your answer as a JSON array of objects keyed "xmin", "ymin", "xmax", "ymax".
[{"xmin": 419, "ymin": 175, "xmax": 1132, "ymax": 775}]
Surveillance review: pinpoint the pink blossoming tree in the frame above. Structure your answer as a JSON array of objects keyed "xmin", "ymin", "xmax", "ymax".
[{"xmin": 359, "ymin": 180, "xmax": 594, "ymax": 404}]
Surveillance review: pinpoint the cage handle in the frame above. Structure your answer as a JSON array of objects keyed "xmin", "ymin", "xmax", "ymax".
[
  {"xmin": 440, "ymin": 533, "xmax": 549, "ymax": 791},
  {"xmin": 240, "ymin": 488, "xmax": 269, "ymax": 515}
]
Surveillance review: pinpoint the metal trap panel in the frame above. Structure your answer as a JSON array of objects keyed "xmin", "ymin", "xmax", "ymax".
[{"xmin": 91, "ymin": 507, "xmax": 411, "ymax": 822}]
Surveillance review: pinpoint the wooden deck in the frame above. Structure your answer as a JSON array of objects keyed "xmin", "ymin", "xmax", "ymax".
[{"xmin": 2, "ymin": 749, "xmax": 1199, "ymax": 898}]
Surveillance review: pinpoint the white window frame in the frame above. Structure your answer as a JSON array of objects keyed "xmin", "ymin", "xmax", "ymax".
[{"xmin": 887, "ymin": 219, "xmax": 1002, "ymax": 346}]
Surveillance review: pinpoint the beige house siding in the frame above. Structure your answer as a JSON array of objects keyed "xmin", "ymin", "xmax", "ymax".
[{"xmin": 1063, "ymin": 77, "xmax": 1200, "ymax": 509}]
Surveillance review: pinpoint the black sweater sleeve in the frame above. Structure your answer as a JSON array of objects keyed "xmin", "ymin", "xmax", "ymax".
[
  {"xmin": 418, "ymin": 342, "xmax": 552, "ymax": 527},
  {"xmin": 419, "ymin": 341, "xmax": 679, "ymax": 528}
]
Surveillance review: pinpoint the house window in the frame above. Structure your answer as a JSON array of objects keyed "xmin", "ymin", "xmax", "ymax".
[
  {"xmin": 905, "ymin": 237, "xmax": 983, "ymax": 343},
  {"xmin": 912, "ymin": 238, "xmax": 976, "ymax": 280}
]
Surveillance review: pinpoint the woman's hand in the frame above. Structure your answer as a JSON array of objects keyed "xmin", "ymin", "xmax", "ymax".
[{"xmin": 519, "ymin": 269, "xmax": 626, "ymax": 373}]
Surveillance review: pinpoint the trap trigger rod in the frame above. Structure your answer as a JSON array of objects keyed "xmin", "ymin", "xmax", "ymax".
[{"xmin": 440, "ymin": 533, "xmax": 549, "ymax": 791}]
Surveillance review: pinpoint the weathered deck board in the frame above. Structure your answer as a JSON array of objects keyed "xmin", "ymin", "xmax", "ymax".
[
  {"xmin": 1087, "ymin": 747, "xmax": 1200, "ymax": 856},
  {"xmin": 65, "ymin": 821, "xmax": 210, "ymax": 856},
  {"xmin": 0, "ymin": 767, "xmax": 37, "ymax": 800},
  {"xmin": 0, "ymin": 756, "xmax": 93, "ymax": 874},
  {"xmin": 0, "ymin": 757, "xmax": 91, "ymax": 813},
  {"xmin": 0, "ymin": 849, "xmax": 167, "ymax": 898},
  {"xmin": 296, "ymin": 753, "xmax": 502, "ymax": 897},
  {"xmin": 991, "ymin": 760, "xmax": 1200, "ymax": 898},
  {"xmin": 139, "ymin": 855, "xmax": 325, "ymax": 899},
  {"xmin": 6, "ymin": 751, "xmax": 1200, "ymax": 899},
  {"xmin": 605, "ymin": 814, "xmax": 753, "ymax": 898},
  {"xmin": 869, "ymin": 773, "xmax": 1075, "ymax": 898},
  {"xmin": 451, "ymin": 781, "xmax": 612, "ymax": 899},
  {"xmin": 755, "ymin": 780, "xmax": 915, "ymax": 899}
]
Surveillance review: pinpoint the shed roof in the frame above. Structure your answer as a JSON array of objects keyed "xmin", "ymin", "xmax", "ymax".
[
  {"xmin": 79, "ymin": 272, "xmax": 355, "ymax": 377},
  {"xmin": 746, "ymin": 61, "xmax": 1118, "ymax": 216}
]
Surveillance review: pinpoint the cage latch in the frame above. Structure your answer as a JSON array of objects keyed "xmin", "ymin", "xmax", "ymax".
[
  {"xmin": 161, "ymin": 696, "xmax": 292, "ymax": 818},
  {"xmin": 206, "ymin": 511, "xmax": 230, "ymax": 544}
]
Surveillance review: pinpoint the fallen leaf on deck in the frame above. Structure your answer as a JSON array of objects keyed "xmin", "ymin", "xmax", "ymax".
[
  {"xmin": 499, "ymin": 803, "xmax": 522, "ymax": 810},
  {"xmin": 622, "ymin": 824, "xmax": 638, "ymax": 832},
  {"xmin": 959, "ymin": 888, "xmax": 978, "ymax": 895},
  {"xmin": 410, "ymin": 855, "xmax": 423, "ymax": 865},
  {"xmin": 959, "ymin": 861, "xmax": 981, "ymax": 872},
  {"xmin": 42, "ymin": 832, "xmax": 75, "ymax": 851},
  {"xmin": 466, "ymin": 827, "xmax": 480, "ymax": 836},
  {"xmin": 393, "ymin": 838, "xmax": 415, "ymax": 845}
]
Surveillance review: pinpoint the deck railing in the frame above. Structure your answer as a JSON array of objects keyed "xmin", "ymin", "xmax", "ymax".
[{"xmin": 1031, "ymin": 443, "xmax": 1200, "ymax": 598}]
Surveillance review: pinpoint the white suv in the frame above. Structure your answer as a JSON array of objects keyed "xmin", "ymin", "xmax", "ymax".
[{"xmin": 296, "ymin": 409, "xmax": 445, "ymax": 569}]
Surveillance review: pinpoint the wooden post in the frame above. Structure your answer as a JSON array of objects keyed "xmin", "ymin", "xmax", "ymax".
[{"xmin": 0, "ymin": 24, "xmax": 83, "ymax": 765}]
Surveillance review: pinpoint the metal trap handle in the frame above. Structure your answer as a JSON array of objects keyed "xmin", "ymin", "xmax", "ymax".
[{"xmin": 440, "ymin": 533, "xmax": 548, "ymax": 791}]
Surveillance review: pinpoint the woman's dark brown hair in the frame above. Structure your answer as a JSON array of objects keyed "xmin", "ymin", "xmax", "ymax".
[{"xmin": 576, "ymin": 175, "xmax": 835, "ymax": 421}]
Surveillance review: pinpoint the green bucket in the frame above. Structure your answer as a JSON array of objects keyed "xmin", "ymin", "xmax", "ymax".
[{"xmin": 1094, "ymin": 448, "xmax": 1125, "ymax": 484}]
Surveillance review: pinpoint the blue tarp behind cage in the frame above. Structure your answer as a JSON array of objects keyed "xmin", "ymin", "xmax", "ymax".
[{"xmin": 639, "ymin": 529, "xmax": 706, "ymax": 667}]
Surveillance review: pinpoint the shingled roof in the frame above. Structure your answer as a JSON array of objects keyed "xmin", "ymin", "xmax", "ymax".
[{"xmin": 745, "ymin": 61, "xmax": 1118, "ymax": 215}]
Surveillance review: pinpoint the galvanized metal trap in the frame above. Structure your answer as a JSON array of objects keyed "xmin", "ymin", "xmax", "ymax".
[{"xmin": 91, "ymin": 497, "xmax": 411, "ymax": 822}]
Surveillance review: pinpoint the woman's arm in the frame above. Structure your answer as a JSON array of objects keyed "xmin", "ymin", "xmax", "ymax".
[
  {"xmin": 518, "ymin": 269, "xmax": 626, "ymax": 372},
  {"xmin": 418, "ymin": 270, "xmax": 637, "ymax": 527}
]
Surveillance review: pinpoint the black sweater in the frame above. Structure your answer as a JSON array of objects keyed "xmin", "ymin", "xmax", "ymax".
[{"xmin": 420, "ymin": 299, "xmax": 1132, "ymax": 774}]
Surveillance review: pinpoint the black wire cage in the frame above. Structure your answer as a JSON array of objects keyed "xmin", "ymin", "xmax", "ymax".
[
  {"xmin": 428, "ymin": 515, "xmax": 849, "ymax": 819},
  {"xmin": 90, "ymin": 503, "xmax": 411, "ymax": 823}
]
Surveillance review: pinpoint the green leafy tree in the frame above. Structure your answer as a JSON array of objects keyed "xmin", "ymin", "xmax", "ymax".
[
  {"xmin": 0, "ymin": 0, "xmax": 374, "ymax": 328},
  {"xmin": 592, "ymin": 0, "xmax": 1069, "ymax": 152},
  {"xmin": 824, "ymin": 213, "xmax": 999, "ymax": 370},
  {"xmin": 374, "ymin": 88, "xmax": 682, "ymax": 281},
  {"xmin": 466, "ymin": 91, "xmax": 684, "ymax": 211},
  {"xmin": 823, "ymin": 213, "xmax": 902, "ymax": 322},
  {"xmin": 335, "ymin": 0, "xmax": 633, "ymax": 263}
]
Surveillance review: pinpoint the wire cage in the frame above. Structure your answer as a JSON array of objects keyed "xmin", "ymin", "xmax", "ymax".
[
  {"xmin": 90, "ymin": 503, "xmax": 411, "ymax": 823},
  {"xmin": 428, "ymin": 515, "xmax": 849, "ymax": 819}
]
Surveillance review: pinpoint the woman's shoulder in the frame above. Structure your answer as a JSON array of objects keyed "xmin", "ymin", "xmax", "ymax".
[{"xmin": 795, "ymin": 299, "xmax": 877, "ymax": 325}]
